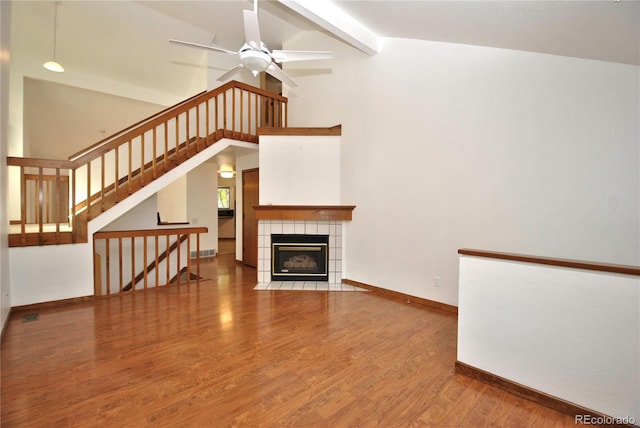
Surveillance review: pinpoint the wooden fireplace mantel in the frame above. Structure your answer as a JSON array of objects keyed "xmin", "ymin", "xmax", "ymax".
[{"xmin": 254, "ymin": 205, "xmax": 356, "ymax": 221}]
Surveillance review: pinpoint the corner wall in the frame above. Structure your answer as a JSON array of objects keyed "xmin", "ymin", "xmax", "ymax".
[
  {"xmin": 0, "ymin": 0, "xmax": 12, "ymax": 331},
  {"xmin": 284, "ymin": 33, "xmax": 640, "ymax": 307}
]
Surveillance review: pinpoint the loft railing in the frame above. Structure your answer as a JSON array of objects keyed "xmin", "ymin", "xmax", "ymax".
[
  {"xmin": 7, "ymin": 81, "xmax": 287, "ymax": 247},
  {"xmin": 93, "ymin": 227, "xmax": 208, "ymax": 296},
  {"xmin": 7, "ymin": 157, "xmax": 75, "ymax": 246}
]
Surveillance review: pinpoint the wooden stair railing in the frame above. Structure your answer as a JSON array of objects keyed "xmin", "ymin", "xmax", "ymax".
[
  {"xmin": 7, "ymin": 81, "xmax": 287, "ymax": 247},
  {"xmin": 93, "ymin": 227, "xmax": 208, "ymax": 296},
  {"xmin": 122, "ymin": 233, "xmax": 188, "ymax": 292}
]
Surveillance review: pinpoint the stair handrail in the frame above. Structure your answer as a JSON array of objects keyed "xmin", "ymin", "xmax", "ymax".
[
  {"xmin": 68, "ymin": 80, "xmax": 287, "ymax": 167},
  {"xmin": 67, "ymin": 90, "xmax": 207, "ymax": 162}
]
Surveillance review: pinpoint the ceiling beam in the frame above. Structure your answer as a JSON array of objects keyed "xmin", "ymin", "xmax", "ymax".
[{"xmin": 277, "ymin": 0, "xmax": 380, "ymax": 56}]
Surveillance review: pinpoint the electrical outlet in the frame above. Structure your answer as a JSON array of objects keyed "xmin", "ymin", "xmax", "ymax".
[{"xmin": 433, "ymin": 276, "xmax": 441, "ymax": 287}]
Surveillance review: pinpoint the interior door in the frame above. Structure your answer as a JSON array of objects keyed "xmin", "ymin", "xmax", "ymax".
[{"xmin": 242, "ymin": 168, "xmax": 259, "ymax": 267}]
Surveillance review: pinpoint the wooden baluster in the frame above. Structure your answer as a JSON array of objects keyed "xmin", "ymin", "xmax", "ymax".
[
  {"xmin": 223, "ymin": 91, "xmax": 227, "ymax": 132},
  {"xmin": 215, "ymin": 95, "xmax": 219, "ymax": 135},
  {"xmin": 118, "ymin": 237, "xmax": 123, "ymax": 292},
  {"xmin": 55, "ymin": 168, "xmax": 61, "ymax": 235},
  {"xmin": 175, "ymin": 114, "xmax": 180, "ymax": 159},
  {"xmin": 166, "ymin": 234, "xmax": 170, "ymax": 285},
  {"xmin": 232, "ymin": 88, "xmax": 236, "ymax": 135},
  {"xmin": 131, "ymin": 236, "xmax": 136, "ymax": 292},
  {"xmin": 196, "ymin": 232, "xmax": 201, "ymax": 284},
  {"xmin": 143, "ymin": 236, "xmax": 148, "ymax": 290},
  {"xmin": 141, "ymin": 134, "xmax": 145, "ymax": 186},
  {"xmin": 195, "ymin": 104, "xmax": 201, "ymax": 152},
  {"xmin": 176, "ymin": 233, "xmax": 181, "ymax": 286},
  {"xmin": 127, "ymin": 140, "xmax": 133, "ymax": 195},
  {"xmin": 87, "ymin": 162, "xmax": 91, "ymax": 214},
  {"xmin": 38, "ymin": 167, "xmax": 43, "ymax": 234},
  {"xmin": 253, "ymin": 94, "xmax": 260, "ymax": 135},
  {"xmin": 205, "ymin": 100, "xmax": 210, "ymax": 146},
  {"xmin": 114, "ymin": 146, "xmax": 120, "ymax": 202},
  {"xmin": 71, "ymin": 168, "xmax": 76, "ymax": 235},
  {"xmin": 240, "ymin": 89, "xmax": 244, "ymax": 138},
  {"xmin": 100, "ymin": 154, "xmax": 105, "ymax": 211},
  {"xmin": 164, "ymin": 122, "xmax": 169, "ymax": 172},
  {"xmin": 155, "ymin": 235, "xmax": 159, "ymax": 287},
  {"xmin": 20, "ymin": 166, "xmax": 26, "ymax": 241},
  {"xmin": 248, "ymin": 91, "xmax": 252, "ymax": 138},
  {"xmin": 152, "ymin": 127, "xmax": 157, "ymax": 179},
  {"xmin": 44, "ymin": 176, "xmax": 50, "ymax": 224},
  {"xmin": 185, "ymin": 110, "xmax": 190, "ymax": 158},
  {"xmin": 186, "ymin": 233, "xmax": 192, "ymax": 285},
  {"xmin": 106, "ymin": 238, "xmax": 111, "ymax": 295}
]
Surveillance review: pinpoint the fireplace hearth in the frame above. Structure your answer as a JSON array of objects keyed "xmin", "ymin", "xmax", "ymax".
[{"xmin": 271, "ymin": 234, "xmax": 329, "ymax": 281}]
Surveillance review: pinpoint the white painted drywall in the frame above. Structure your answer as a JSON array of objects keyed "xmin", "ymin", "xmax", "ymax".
[
  {"xmin": 234, "ymin": 152, "xmax": 259, "ymax": 261},
  {"xmin": 0, "ymin": 0, "xmax": 12, "ymax": 330},
  {"xmin": 458, "ymin": 255, "xmax": 640, "ymax": 420},
  {"xmin": 258, "ymin": 135, "xmax": 341, "ymax": 205},
  {"xmin": 187, "ymin": 161, "xmax": 218, "ymax": 252},
  {"xmin": 9, "ymin": 242, "xmax": 94, "ymax": 306},
  {"xmin": 157, "ymin": 175, "xmax": 187, "ymax": 223},
  {"xmin": 284, "ymin": 33, "xmax": 640, "ymax": 307}
]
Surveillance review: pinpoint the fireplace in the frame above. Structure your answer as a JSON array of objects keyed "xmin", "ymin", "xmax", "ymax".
[{"xmin": 271, "ymin": 234, "xmax": 329, "ymax": 281}]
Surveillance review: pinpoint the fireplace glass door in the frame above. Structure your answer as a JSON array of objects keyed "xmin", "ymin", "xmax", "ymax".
[{"xmin": 271, "ymin": 234, "xmax": 329, "ymax": 281}]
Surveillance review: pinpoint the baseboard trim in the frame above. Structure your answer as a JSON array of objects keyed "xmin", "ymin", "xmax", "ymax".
[
  {"xmin": 11, "ymin": 295, "xmax": 95, "ymax": 313},
  {"xmin": 455, "ymin": 361, "xmax": 638, "ymax": 428},
  {"xmin": 342, "ymin": 278, "xmax": 458, "ymax": 314}
]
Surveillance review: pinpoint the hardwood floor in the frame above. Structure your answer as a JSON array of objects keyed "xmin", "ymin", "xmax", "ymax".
[{"xmin": 1, "ymin": 255, "xmax": 576, "ymax": 427}]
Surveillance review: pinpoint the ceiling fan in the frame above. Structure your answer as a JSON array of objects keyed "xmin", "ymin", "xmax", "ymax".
[{"xmin": 169, "ymin": 0, "xmax": 332, "ymax": 87}]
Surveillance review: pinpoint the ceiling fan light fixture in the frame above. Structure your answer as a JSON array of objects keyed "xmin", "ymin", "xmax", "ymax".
[{"xmin": 239, "ymin": 50, "xmax": 271, "ymax": 75}]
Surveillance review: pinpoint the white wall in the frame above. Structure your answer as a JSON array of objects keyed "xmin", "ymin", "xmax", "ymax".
[
  {"xmin": 258, "ymin": 135, "xmax": 341, "ymax": 205},
  {"xmin": 0, "ymin": 0, "xmax": 12, "ymax": 330},
  {"xmin": 458, "ymin": 255, "xmax": 639, "ymax": 420},
  {"xmin": 187, "ymin": 161, "xmax": 218, "ymax": 252},
  {"xmin": 235, "ymin": 151, "xmax": 259, "ymax": 260},
  {"xmin": 10, "ymin": 243, "xmax": 94, "ymax": 306},
  {"xmin": 285, "ymin": 33, "xmax": 640, "ymax": 306},
  {"xmin": 157, "ymin": 175, "xmax": 187, "ymax": 223}
]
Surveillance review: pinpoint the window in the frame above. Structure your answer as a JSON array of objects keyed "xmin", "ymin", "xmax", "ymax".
[{"xmin": 218, "ymin": 187, "xmax": 230, "ymax": 209}]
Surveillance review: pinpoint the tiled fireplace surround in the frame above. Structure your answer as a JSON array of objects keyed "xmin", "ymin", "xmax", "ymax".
[
  {"xmin": 257, "ymin": 219, "xmax": 344, "ymax": 284},
  {"xmin": 254, "ymin": 205, "xmax": 356, "ymax": 285}
]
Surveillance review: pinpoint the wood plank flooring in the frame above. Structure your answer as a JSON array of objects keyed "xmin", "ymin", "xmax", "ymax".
[{"xmin": 1, "ymin": 255, "xmax": 577, "ymax": 427}]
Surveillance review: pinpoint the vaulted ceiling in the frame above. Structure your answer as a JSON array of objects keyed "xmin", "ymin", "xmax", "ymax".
[
  {"xmin": 10, "ymin": 0, "xmax": 639, "ymax": 167},
  {"xmin": 14, "ymin": 0, "xmax": 640, "ymax": 102}
]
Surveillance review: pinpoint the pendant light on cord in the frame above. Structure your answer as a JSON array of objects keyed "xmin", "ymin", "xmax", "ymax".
[{"xmin": 43, "ymin": 1, "xmax": 64, "ymax": 73}]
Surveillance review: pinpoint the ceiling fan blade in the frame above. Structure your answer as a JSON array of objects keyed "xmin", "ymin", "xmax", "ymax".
[
  {"xmin": 243, "ymin": 10, "xmax": 261, "ymax": 48},
  {"xmin": 265, "ymin": 63, "xmax": 297, "ymax": 88},
  {"xmin": 169, "ymin": 39, "xmax": 237, "ymax": 55},
  {"xmin": 271, "ymin": 50, "xmax": 333, "ymax": 63},
  {"xmin": 217, "ymin": 65, "xmax": 245, "ymax": 82}
]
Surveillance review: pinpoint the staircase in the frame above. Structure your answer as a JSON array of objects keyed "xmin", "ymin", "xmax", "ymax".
[{"xmin": 7, "ymin": 81, "xmax": 287, "ymax": 248}]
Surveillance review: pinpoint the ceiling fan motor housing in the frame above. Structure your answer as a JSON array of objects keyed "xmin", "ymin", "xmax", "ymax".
[{"xmin": 239, "ymin": 49, "xmax": 272, "ymax": 75}]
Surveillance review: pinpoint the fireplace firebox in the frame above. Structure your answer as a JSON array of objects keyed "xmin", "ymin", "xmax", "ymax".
[{"xmin": 271, "ymin": 234, "xmax": 329, "ymax": 281}]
